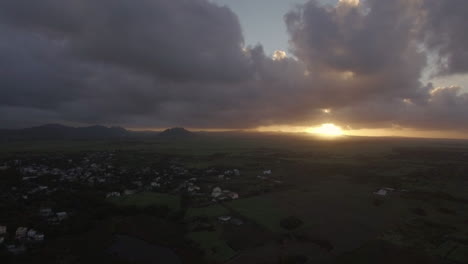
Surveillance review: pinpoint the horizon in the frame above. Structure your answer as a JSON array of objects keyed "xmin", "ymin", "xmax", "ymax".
[{"xmin": 4, "ymin": 123, "xmax": 468, "ymax": 141}]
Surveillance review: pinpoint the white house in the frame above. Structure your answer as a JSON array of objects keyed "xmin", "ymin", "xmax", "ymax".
[
  {"xmin": 106, "ymin": 192, "xmax": 121, "ymax": 198},
  {"xmin": 56, "ymin": 212, "xmax": 68, "ymax": 221},
  {"xmin": 39, "ymin": 208, "xmax": 53, "ymax": 217},
  {"xmin": 228, "ymin": 192, "xmax": 239, "ymax": 200},
  {"xmin": 263, "ymin": 170, "xmax": 272, "ymax": 175},
  {"xmin": 34, "ymin": 233, "xmax": 45, "ymax": 241},
  {"xmin": 218, "ymin": 216, "xmax": 232, "ymax": 222},
  {"xmin": 124, "ymin": 189, "xmax": 136, "ymax": 195},
  {"xmin": 374, "ymin": 189, "xmax": 388, "ymax": 196},
  {"xmin": 27, "ymin": 229, "xmax": 37, "ymax": 238},
  {"xmin": 211, "ymin": 187, "xmax": 222, "ymax": 198},
  {"xmin": 188, "ymin": 185, "xmax": 200, "ymax": 193},
  {"xmin": 16, "ymin": 227, "xmax": 28, "ymax": 239}
]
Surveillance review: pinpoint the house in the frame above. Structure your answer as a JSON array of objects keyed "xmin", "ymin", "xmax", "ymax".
[
  {"xmin": 106, "ymin": 192, "xmax": 121, "ymax": 198},
  {"xmin": 211, "ymin": 187, "xmax": 222, "ymax": 198},
  {"xmin": 38, "ymin": 186, "xmax": 49, "ymax": 191},
  {"xmin": 374, "ymin": 189, "xmax": 388, "ymax": 196},
  {"xmin": 16, "ymin": 227, "xmax": 28, "ymax": 239},
  {"xmin": 124, "ymin": 189, "xmax": 136, "ymax": 195},
  {"xmin": 27, "ymin": 229, "xmax": 37, "ymax": 238},
  {"xmin": 0, "ymin": 225, "xmax": 6, "ymax": 235},
  {"xmin": 188, "ymin": 185, "xmax": 200, "ymax": 193},
  {"xmin": 39, "ymin": 208, "xmax": 53, "ymax": 217},
  {"xmin": 97, "ymin": 178, "xmax": 106, "ymax": 183},
  {"xmin": 47, "ymin": 217, "xmax": 60, "ymax": 225},
  {"xmin": 263, "ymin": 170, "xmax": 272, "ymax": 175},
  {"xmin": 227, "ymin": 192, "xmax": 239, "ymax": 200},
  {"xmin": 218, "ymin": 216, "xmax": 232, "ymax": 222},
  {"xmin": 56, "ymin": 212, "xmax": 68, "ymax": 221},
  {"xmin": 34, "ymin": 233, "xmax": 45, "ymax": 241},
  {"xmin": 132, "ymin": 181, "xmax": 143, "ymax": 187}
]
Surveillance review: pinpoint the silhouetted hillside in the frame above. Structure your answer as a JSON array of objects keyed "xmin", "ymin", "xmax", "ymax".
[
  {"xmin": 0, "ymin": 124, "xmax": 131, "ymax": 141},
  {"xmin": 159, "ymin": 127, "xmax": 194, "ymax": 138}
]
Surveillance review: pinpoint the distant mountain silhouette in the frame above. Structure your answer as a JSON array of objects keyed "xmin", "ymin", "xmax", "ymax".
[
  {"xmin": 0, "ymin": 124, "xmax": 130, "ymax": 141},
  {"xmin": 159, "ymin": 127, "xmax": 194, "ymax": 138}
]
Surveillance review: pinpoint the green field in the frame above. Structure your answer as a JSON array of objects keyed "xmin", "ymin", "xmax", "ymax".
[
  {"xmin": 2, "ymin": 133, "xmax": 468, "ymax": 263},
  {"xmin": 108, "ymin": 192, "xmax": 181, "ymax": 210}
]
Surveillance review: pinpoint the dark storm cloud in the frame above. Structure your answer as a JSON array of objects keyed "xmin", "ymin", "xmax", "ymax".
[
  {"xmin": 422, "ymin": 0, "xmax": 468, "ymax": 75},
  {"xmin": 285, "ymin": 0, "xmax": 427, "ymax": 101},
  {"xmin": 1, "ymin": 0, "xmax": 468, "ymax": 133},
  {"xmin": 282, "ymin": 0, "xmax": 468, "ymax": 131},
  {"xmin": 0, "ymin": 0, "xmax": 251, "ymax": 82},
  {"xmin": 0, "ymin": 25, "xmax": 87, "ymax": 109}
]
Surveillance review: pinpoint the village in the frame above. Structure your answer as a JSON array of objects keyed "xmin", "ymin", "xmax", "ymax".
[{"xmin": 0, "ymin": 151, "xmax": 285, "ymax": 259}]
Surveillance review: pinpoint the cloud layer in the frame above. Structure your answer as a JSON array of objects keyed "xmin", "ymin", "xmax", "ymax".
[{"xmin": 0, "ymin": 0, "xmax": 467, "ymax": 133}]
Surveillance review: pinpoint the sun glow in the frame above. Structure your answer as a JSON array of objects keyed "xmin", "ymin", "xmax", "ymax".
[
  {"xmin": 307, "ymin": 123, "xmax": 344, "ymax": 136},
  {"xmin": 338, "ymin": 0, "xmax": 360, "ymax": 6}
]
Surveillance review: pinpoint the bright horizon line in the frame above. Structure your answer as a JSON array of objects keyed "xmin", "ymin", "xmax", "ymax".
[
  {"xmin": 128, "ymin": 125, "xmax": 468, "ymax": 140},
  {"xmin": 3, "ymin": 123, "xmax": 467, "ymax": 140}
]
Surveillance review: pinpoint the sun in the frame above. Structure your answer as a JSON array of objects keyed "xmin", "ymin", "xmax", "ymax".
[{"xmin": 307, "ymin": 123, "xmax": 344, "ymax": 136}]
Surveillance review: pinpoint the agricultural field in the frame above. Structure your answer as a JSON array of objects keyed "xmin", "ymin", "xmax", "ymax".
[{"xmin": 1, "ymin": 133, "xmax": 468, "ymax": 263}]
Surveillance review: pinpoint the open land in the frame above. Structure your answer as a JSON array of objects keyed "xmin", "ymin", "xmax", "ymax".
[{"xmin": 1, "ymin": 133, "xmax": 468, "ymax": 263}]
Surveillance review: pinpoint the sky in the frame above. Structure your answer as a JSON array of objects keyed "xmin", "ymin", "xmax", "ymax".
[
  {"xmin": 1, "ymin": 0, "xmax": 468, "ymax": 138},
  {"xmin": 211, "ymin": 0, "xmax": 335, "ymax": 55}
]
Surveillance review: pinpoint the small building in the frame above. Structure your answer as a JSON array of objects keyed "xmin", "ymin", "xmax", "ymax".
[
  {"xmin": 211, "ymin": 187, "xmax": 222, "ymax": 198},
  {"xmin": 56, "ymin": 212, "xmax": 68, "ymax": 221},
  {"xmin": 227, "ymin": 192, "xmax": 239, "ymax": 200},
  {"xmin": 39, "ymin": 208, "xmax": 53, "ymax": 217},
  {"xmin": 218, "ymin": 216, "xmax": 232, "ymax": 222},
  {"xmin": 374, "ymin": 189, "xmax": 388, "ymax": 196},
  {"xmin": 34, "ymin": 233, "xmax": 45, "ymax": 241},
  {"xmin": 16, "ymin": 227, "xmax": 28, "ymax": 239},
  {"xmin": 188, "ymin": 185, "xmax": 200, "ymax": 193},
  {"xmin": 27, "ymin": 229, "xmax": 37, "ymax": 238},
  {"xmin": 124, "ymin": 189, "xmax": 136, "ymax": 195},
  {"xmin": 106, "ymin": 192, "xmax": 121, "ymax": 198},
  {"xmin": 263, "ymin": 170, "xmax": 272, "ymax": 175}
]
